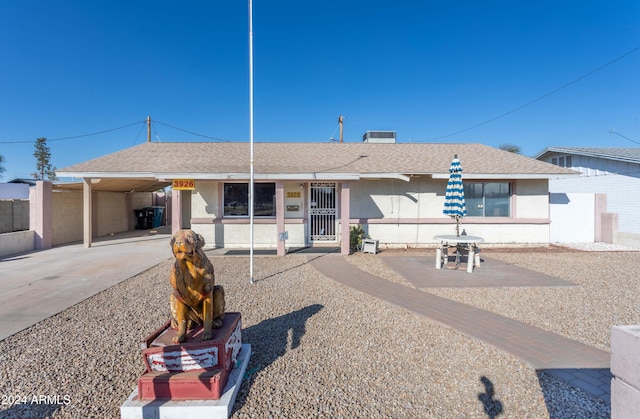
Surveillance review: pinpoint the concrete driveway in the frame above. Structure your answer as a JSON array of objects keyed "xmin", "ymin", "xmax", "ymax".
[{"xmin": 0, "ymin": 228, "xmax": 173, "ymax": 341}]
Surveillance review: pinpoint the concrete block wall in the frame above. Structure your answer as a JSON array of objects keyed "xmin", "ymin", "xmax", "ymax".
[
  {"xmin": 12, "ymin": 200, "xmax": 29, "ymax": 231},
  {"xmin": 52, "ymin": 191, "xmax": 83, "ymax": 246},
  {"xmin": 50, "ymin": 190, "xmax": 154, "ymax": 245},
  {"xmin": 96, "ymin": 191, "xmax": 128, "ymax": 236},
  {"xmin": 0, "ymin": 200, "xmax": 12, "ymax": 233},
  {"xmin": 0, "ymin": 230, "xmax": 34, "ymax": 257},
  {"xmin": 611, "ymin": 325, "xmax": 640, "ymax": 418},
  {"xmin": 0, "ymin": 199, "xmax": 29, "ymax": 233}
]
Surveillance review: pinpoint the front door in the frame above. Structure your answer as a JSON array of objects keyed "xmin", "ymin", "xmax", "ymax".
[{"xmin": 309, "ymin": 182, "xmax": 337, "ymax": 242}]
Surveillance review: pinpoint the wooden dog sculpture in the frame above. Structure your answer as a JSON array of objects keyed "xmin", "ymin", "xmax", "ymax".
[{"xmin": 169, "ymin": 229, "xmax": 225, "ymax": 343}]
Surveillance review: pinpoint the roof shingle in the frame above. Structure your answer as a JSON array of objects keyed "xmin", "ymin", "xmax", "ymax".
[{"xmin": 58, "ymin": 142, "xmax": 577, "ymax": 178}]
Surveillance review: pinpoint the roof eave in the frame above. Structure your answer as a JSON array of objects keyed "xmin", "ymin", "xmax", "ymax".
[
  {"xmin": 359, "ymin": 173, "xmax": 411, "ymax": 182},
  {"xmin": 55, "ymin": 171, "xmax": 157, "ymax": 179},
  {"xmin": 159, "ymin": 173, "xmax": 362, "ymax": 181},
  {"xmin": 432, "ymin": 173, "xmax": 580, "ymax": 179}
]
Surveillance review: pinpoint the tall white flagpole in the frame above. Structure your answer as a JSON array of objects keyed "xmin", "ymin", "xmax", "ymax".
[{"xmin": 249, "ymin": 0, "xmax": 255, "ymax": 284}]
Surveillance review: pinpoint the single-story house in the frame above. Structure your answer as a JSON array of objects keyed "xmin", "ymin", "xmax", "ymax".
[
  {"xmin": 535, "ymin": 147, "xmax": 640, "ymax": 248},
  {"xmin": 57, "ymin": 141, "xmax": 578, "ymax": 255},
  {"xmin": 0, "ymin": 179, "xmax": 34, "ymax": 199}
]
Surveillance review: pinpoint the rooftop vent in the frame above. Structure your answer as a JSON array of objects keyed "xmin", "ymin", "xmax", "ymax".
[{"xmin": 362, "ymin": 130, "xmax": 396, "ymax": 143}]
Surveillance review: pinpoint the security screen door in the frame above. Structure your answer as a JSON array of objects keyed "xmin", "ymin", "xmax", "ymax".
[{"xmin": 309, "ymin": 182, "xmax": 337, "ymax": 242}]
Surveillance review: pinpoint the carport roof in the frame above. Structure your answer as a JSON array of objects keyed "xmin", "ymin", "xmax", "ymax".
[{"xmin": 57, "ymin": 142, "xmax": 578, "ymax": 184}]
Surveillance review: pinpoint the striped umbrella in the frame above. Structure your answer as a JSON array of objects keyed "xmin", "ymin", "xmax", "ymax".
[{"xmin": 443, "ymin": 154, "xmax": 467, "ymax": 236}]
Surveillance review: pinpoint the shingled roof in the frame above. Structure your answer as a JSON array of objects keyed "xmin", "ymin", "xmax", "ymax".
[
  {"xmin": 58, "ymin": 142, "xmax": 577, "ymax": 182},
  {"xmin": 534, "ymin": 147, "xmax": 640, "ymax": 164}
]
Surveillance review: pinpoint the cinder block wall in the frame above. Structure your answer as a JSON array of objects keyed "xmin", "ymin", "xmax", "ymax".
[
  {"xmin": 0, "ymin": 199, "xmax": 29, "ymax": 233},
  {"xmin": 52, "ymin": 191, "xmax": 83, "ymax": 246},
  {"xmin": 611, "ymin": 325, "xmax": 640, "ymax": 418},
  {"xmin": 0, "ymin": 200, "xmax": 12, "ymax": 233},
  {"xmin": 0, "ymin": 230, "xmax": 34, "ymax": 257},
  {"xmin": 96, "ymin": 191, "xmax": 128, "ymax": 236},
  {"xmin": 12, "ymin": 200, "xmax": 29, "ymax": 231}
]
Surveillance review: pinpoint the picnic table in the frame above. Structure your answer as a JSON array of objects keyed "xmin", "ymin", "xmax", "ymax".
[{"xmin": 434, "ymin": 235, "xmax": 484, "ymax": 273}]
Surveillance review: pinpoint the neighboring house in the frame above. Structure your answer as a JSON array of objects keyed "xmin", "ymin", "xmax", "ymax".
[
  {"xmin": 0, "ymin": 179, "xmax": 33, "ymax": 199},
  {"xmin": 534, "ymin": 147, "xmax": 640, "ymax": 248},
  {"xmin": 57, "ymin": 140, "xmax": 577, "ymax": 255}
]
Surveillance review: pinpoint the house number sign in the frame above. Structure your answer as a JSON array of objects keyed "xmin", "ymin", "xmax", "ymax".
[
  {"xmin": 286, "ymin": 191, "xmax": 301, "ymax": 198},
  {"xmin": 172, "ymin": 179, "xmax": 196, "ymax": 190}
]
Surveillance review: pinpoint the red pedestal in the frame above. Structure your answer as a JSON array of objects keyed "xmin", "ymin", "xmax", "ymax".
[
  {"xmin": 137, "ymin": 368, "xmax": 229, "ymax": 400},
  {"xmin": 136, "ymin": 312, "xmax": 242, "ymax": 400}
]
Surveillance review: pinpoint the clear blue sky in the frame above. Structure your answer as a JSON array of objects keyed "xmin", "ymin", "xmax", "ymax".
[{"xmin": 1, "ymin": 1, "xmax": 639, "ymax": 181}]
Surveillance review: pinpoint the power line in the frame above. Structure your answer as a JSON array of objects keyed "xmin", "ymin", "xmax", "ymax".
[
  {"xmin": 131, "ymin": 122, "xmax": 147, "ymax": 146},
  {"xmin": 0, "ymin": 119, "xmax": 237, "ymax": 144},
  {"xmin": 609, "ymin": 129, "xmax": 640, "ymax": 146},
  {"xmin": 0, "ymin": 120, "xmax": 146, "ymax": 144},
  {"xmin": 153, "ymin": 120, "xmax": 234, "ymax": 142},
  {"xmin": 427, "ymin": 45, "xmax": 640, "ymax": 141}
]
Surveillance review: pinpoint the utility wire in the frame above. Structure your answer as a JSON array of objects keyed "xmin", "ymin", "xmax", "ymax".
[
  {"xmin": 609, "ymin": 129, "xmax": 640, "ymax": 146},
  {"xmin": 132, "ymin": 122, "xmax": 147, "ymax": 146},
  {"xmin": 0, "ymin": 120, "xmax": 145, "ymax": 144},
  {"xmin": 153, "ymin": 120, "xmax": 233, "ymax": 142},
  {"xmin": 427, "ymin": 46, "xmax": 640, "ymax": 141},
  {"xmin": 0, "ymin": 119, "xmax": 236, "ymax": 144}
]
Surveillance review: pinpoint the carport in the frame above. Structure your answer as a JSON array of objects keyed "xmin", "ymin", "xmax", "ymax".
[{"xmin": 34, "ymin": 178, "xmax": 171, "ymax": 249}]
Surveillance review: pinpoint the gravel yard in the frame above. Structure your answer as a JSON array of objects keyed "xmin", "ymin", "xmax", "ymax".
[{"xmin": 1, "ymin": 246, "xmax": 634, "ymax": 418}]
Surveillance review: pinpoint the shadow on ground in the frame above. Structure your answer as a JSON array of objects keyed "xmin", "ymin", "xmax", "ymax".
[
  {"xmin": 0, "ymin": 400, "xmax": 62, "ymax": 418},
  {"xmin": 537, "ymin": 369, "xmax": 612, "ymax": 415},
  {"xmin": 478, "ymin": 375, "xmax": 504, "ymax": 418},
  {"xmin": 231, "ymin": 304, "xmax": 324, "ymax": 415}
]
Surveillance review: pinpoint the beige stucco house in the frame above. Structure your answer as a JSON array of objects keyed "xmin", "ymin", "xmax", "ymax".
[{"xmin": 57, "ymin": 141, "xmax": 578, "ymax": 255}]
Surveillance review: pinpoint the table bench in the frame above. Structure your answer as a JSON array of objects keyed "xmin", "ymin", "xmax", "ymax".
[{"xmin": 434, "ymin": 235, "xmax": 484, "ymax": 273}]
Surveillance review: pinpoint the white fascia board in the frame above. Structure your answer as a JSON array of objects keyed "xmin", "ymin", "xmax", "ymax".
[
  {"xmin": 158, "ymin": 173, "xmax": 243, "ymax": 180},
  {"xmin": 313, "ymin": 173, "xmax": 360, "ymax": 180},
  {"xmin": 157, "ymin": 173, "xmax": 361, "ymax": 181},
  {"xmin": 55, "ymin": 172, "xmax": 156, "ymax": 179},
  {"xmin": 359, "ymin": 173, "xmax": 411, "ymax": 182},
  {"xmin": 431, "ymin": 173, "xmax": 580, "ymax": 179}
]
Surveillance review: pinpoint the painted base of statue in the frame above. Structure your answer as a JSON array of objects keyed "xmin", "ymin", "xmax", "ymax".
[{"xmin": 120, "ymin": 313, "xmax": 250, "ymax": 419}]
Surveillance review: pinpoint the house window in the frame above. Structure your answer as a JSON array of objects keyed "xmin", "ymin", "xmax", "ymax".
[
  {"xmin": 551, "ymin": 155, "xmax": 572, "ymax": 168},
  {"xmin": 464, "ymin": 182, "xmax": 510, "ymax": 217},
  {"xmin": 223, "ymin": 183, "xmax": 275, "ymax": 216}
]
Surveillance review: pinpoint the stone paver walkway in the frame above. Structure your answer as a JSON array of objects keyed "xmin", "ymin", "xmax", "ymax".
[{"xmin": 309, "ymin": 254, "xmax": 611, "ymax": 406}]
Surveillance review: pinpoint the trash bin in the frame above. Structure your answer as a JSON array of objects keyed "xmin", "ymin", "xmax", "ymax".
[
  {"xmin": 151, "ymin": 206, "xmax": 164, "ymax": 228},
  {"xmin": 134, "ymin": 208, "xmax": 154, "ymax": 230}
]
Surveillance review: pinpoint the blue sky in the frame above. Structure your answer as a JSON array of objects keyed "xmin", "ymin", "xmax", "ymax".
[{"xmin": 1, "ymin": 1, "xmax": 639, "ymax": 181}]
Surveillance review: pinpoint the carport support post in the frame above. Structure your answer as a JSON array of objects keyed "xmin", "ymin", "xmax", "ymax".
[
  {"xmin": 32, "ymin": 181, "xmax": 53, "ymax": 250},
  {"xmin": 340, "ymin": 182, "xmax": 350, "ymax": 255},
  {"xmin": 82, "ymin": 178, "xmax": 92, "ymax": 248},
  {"xmin": 276, "ymin": 182, "xmax": 285, "ymax": 256},
  {"xmin": 172, "ymin": 188, "xmax": 182, "ymax": 235}
]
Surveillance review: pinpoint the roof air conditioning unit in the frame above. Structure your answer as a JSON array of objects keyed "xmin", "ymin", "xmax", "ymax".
[{"xmin": 362, "ymin": 130, "xmax": 396, "ymax": 143}]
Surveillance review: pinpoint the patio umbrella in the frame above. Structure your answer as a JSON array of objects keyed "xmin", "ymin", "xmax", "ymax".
[{"xmin": 443, "ymin": 154, "xmax": 467, "ymax": 236}]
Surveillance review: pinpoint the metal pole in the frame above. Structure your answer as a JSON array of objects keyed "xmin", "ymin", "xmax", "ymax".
[
  {"xmin": 248, "ymin": 0, "xmax": 255, "ymax": 284},
  {"xmin": 147, "ymin": 115, "xmax": 151, "ymax": 142}
]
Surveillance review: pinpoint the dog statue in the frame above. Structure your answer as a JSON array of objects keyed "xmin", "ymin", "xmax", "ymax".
[{"xmin": 169, "ymin": 229, "xmax": 225, "ymax": 343}]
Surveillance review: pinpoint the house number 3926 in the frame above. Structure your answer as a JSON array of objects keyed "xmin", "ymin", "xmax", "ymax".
[{"xmin": 286, "ymin": 192, "xmax": 301, "ymax": 198}]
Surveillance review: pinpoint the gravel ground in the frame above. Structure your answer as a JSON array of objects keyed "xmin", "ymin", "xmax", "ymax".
[{"xmin": 1, "ymin": 245, "xmax": 633, "ymax": 418}]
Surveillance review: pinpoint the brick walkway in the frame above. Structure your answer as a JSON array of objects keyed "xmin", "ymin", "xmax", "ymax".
[{"xmin": 309, "ymin": 254, "xmax": 612, "ymax": 405}]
